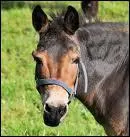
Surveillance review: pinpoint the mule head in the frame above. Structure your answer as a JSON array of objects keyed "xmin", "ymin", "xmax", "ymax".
[{"xmin": 32, "ymin": 5, "xmax": 80, "ymax": 127}]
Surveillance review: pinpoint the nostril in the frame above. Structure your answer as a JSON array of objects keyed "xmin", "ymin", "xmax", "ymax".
[
  {"xmin": 59, "ymin": 106, "xmax": 67, "ymax": 116},
  {"xmin": 44, "ymin": 103, "xmax": 52, "ymax": 113},
  {"xmin": 44, "ymin": 104, "xmax": 67, "ymax": 115}
]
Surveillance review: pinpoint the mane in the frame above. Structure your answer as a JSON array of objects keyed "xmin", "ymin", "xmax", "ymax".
[
  {"xmin": 47, "ymin": 8, "xmax": 86, "ymax": 28},
  {"xmin": 49, "ymin": 9, "xmax": 66, "ymax": 20}
]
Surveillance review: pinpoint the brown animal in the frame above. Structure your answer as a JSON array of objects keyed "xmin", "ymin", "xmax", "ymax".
[
  {"xmin": 32, "ymin": 5, "xmax": 129, "ymax": 136},
  {"xmin": 81, "ymin": 1, "xmax": 98, "ymax": 22}
]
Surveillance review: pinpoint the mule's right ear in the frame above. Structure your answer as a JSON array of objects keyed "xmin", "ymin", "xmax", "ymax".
[
  {"xmin": 32, "ymin": 5, "xmax": 48, "ymax": 33},
  {"xmin": 64, "ymin": 6, "xmax": 79, "ymax": 35}
]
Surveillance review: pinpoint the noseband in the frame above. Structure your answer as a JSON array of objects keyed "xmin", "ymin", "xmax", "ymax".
[{"xmin": 36, "ymin": 60, "xmax": 88, "ymax": 100}]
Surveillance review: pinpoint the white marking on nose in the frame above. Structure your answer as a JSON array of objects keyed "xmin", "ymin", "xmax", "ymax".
[{"xmin": 44, "ymin": 90, "xmax": 69, "ymax": 107}]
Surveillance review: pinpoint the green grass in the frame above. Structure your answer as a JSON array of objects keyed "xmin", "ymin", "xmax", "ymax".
[{"xmin": 1, "ymin": 1, "xmax": 129, "ymax": 136}]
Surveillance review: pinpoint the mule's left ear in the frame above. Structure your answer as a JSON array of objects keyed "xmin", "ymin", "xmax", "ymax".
[{"xmin": 64, "ymin": 6, "xmax": 79, "ymax": 35}]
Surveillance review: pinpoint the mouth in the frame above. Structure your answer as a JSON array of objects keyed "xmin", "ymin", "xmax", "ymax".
[
  {"xmin": 43, "ymin": 111, "xmax": 60, "ymax": 127},
  {"xmin": 43, "ymin": 105, "xmax": 68, "ymax": 127}
]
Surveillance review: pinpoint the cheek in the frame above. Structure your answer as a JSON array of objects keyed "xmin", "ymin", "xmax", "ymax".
[
  {"xmin": 68, "ymin": 64, "xmax": 78, "ymax": 83},
  {"xmin": 36, "ymin": 63, "xmax": 50, "ymax": 78}
]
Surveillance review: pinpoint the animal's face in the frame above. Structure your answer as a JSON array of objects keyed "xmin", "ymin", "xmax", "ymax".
[{"xmin": 32, "ymin": 5, "xmax": 80, "ymax": 126}]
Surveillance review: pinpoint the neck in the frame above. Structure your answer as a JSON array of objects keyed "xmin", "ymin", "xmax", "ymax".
[
  {"xmin": 75, "ymin": 24, "xmax": 123, "ymax": 106},
  {"xmin": 75, "ymin": 24, "xmax": 129, "ymax": 135},
  {"xmin": 75, "ymin": 55, "xmax": 105, "ymax": 123},
  {"xmin": 75, "ymin": 26, "xmax": 118, "ymax": 125}
]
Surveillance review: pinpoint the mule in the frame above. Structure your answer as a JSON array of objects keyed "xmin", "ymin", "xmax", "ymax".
[
  {"xmin": 32, "ymin": 5, "xmax": 129, "ymax": 136},
  {"xmin": 81, "ymin": 1, "xmax": 98, "ymax": 23}
]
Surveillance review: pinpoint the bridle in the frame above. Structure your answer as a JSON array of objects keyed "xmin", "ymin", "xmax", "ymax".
[
  {"xmin": 36, "ymin": 60, "xmax": 88, "ymax": 100},
  {"xmin": 35, "ymin": 59, "xmax": 88, "ymax": 101}
]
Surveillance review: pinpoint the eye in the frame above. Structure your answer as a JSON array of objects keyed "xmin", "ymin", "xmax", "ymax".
[
  {"xmin": 34, "ymin": 57, "xmax": 42, "ymax": 64},
  {"xmin": 32, "ymin": 50, "xmax": 43, "ymax": 64},
  {"xmin": 72, "ymin": 57, "xmax": 79, "ymax": 64}
]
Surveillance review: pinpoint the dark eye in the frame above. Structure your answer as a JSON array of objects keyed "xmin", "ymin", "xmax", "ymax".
[
  {"xmin": 72, "ymin": 58, "xmax": 79, "ymax": 64},
  {"xmin": 34, "ymin": 57, "xmax": 42, "ymax": 64}
]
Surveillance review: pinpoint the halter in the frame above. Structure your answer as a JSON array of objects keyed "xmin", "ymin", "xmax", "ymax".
[{"xmin": 36, "ymin": 60, "xmax": 88, "ymax": 100}]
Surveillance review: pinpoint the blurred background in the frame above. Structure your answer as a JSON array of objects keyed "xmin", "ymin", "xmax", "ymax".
[{"xmin": 1, "ymin": 1, "xmax": 129, "ymax": 136}]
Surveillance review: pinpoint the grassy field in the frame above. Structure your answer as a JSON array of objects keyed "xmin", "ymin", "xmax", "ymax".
[{"xmin": 1, "ymin": 1, "xmax": 129, "ymax": 136}]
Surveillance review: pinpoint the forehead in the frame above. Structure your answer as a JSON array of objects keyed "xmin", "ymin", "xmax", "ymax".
[
  {"xmin": 39, "ymin": 28, "xmax": 76, "ymax": 46},
  {"xmin": 37, "ymin": 28, "xmax": 78, "ymax": 58}
]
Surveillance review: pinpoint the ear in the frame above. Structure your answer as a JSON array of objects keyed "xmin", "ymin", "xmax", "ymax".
[
  {"xmin": 32, "ymin": 5, "xmax": 48, "ymax": 33},
  {"xmin": 64, "ymin": 6, "xmax": 79, "ymax": 35}
]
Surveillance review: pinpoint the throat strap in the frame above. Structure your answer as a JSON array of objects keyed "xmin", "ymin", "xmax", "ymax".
[{"xmin": 79, "ymin": 60, "xmax": 88, "ymax": 93}]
